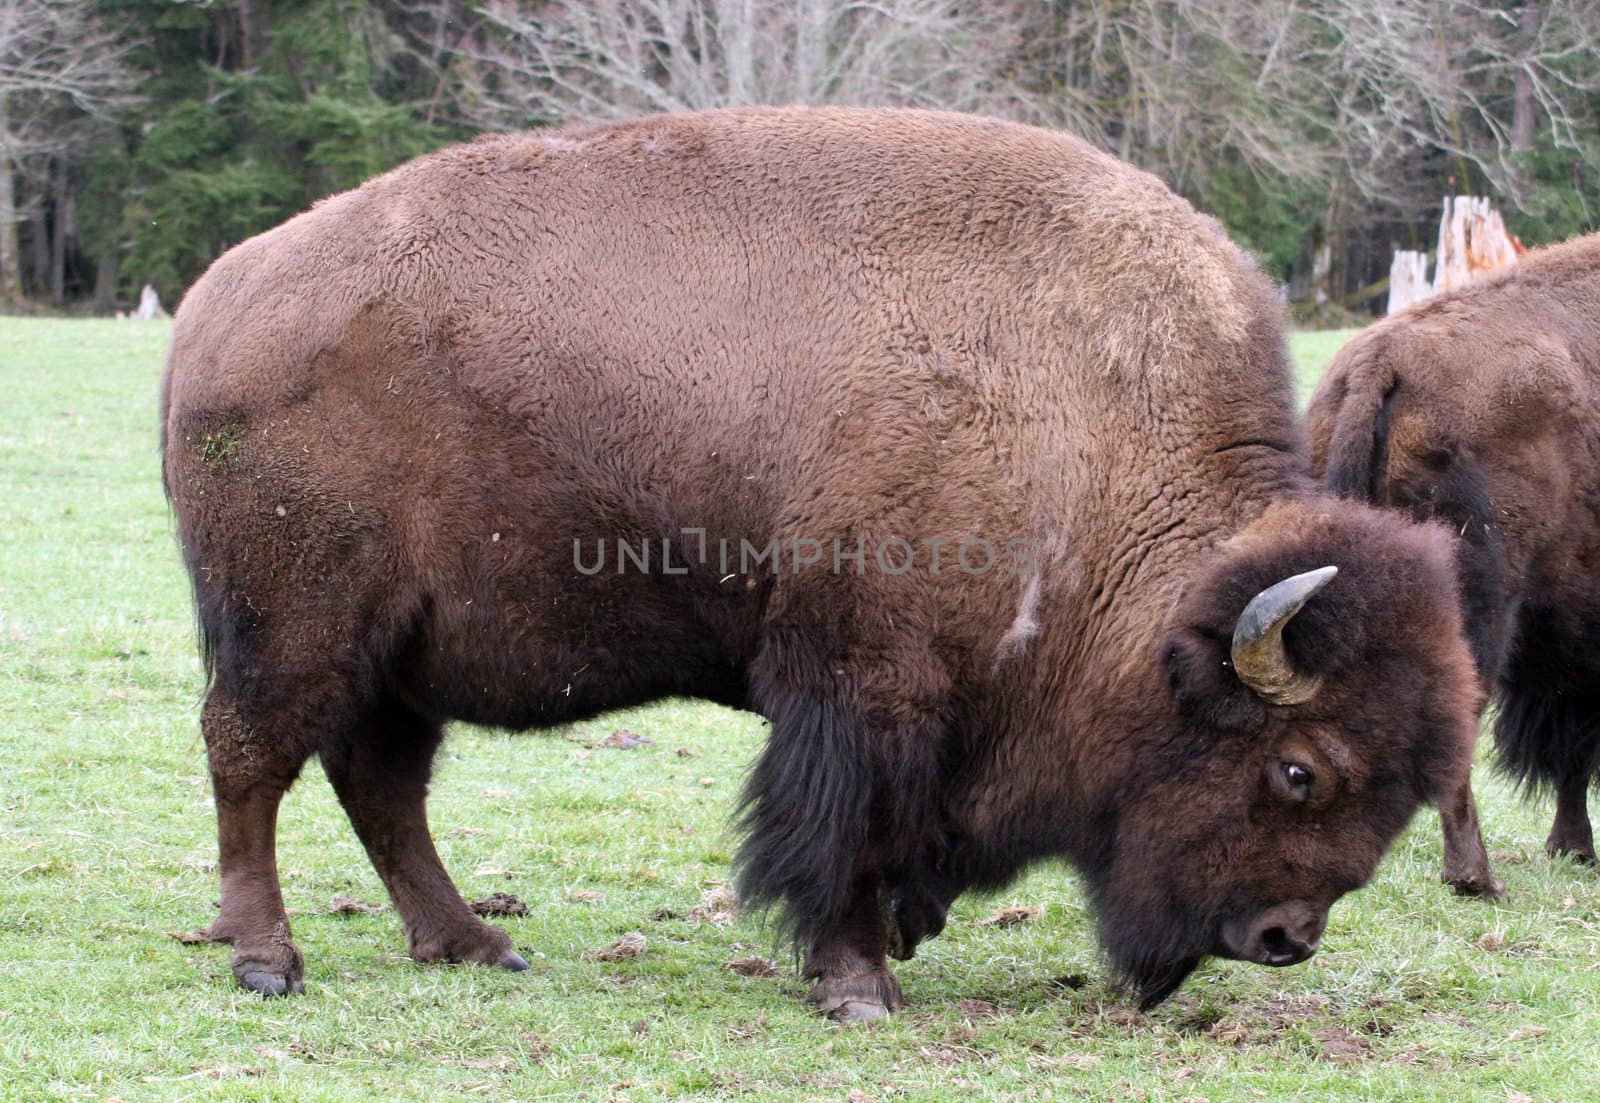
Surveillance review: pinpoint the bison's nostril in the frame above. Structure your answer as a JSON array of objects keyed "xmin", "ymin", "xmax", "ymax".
[{"xmin": 1259, "ymin": 925, "xmax": 1314, "ymax": 966}]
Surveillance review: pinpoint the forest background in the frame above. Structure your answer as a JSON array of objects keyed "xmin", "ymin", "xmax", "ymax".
[{"xmin": 1, "ymin": 0, "xmax": 1595, "ymax": 318}]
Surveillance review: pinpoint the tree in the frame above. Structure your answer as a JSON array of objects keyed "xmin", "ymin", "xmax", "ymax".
[
  {"xmin": 451, "ymin": 0, "xmax": 1015, "ymax": 128},
  {"xmin": 0, "ymin": 0, "xmax": 137, "ymax": 306},
  {"xmin": 8, "ymin": 0, "xmax": 1600, "ymax": 311},
  {"xmin": 114, "ymin": 0, "xmax": 460, "ymax": 299}
]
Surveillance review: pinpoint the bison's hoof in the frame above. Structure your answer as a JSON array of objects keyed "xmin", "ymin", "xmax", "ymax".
[
  {"xmin": 1445, "ymin": 872, "xmax": 1507, "ymax": 902},
  {"xmin": 238, "ymin": 968, "xmax": 303, "ymax": 997},
  {"xmin": 1545, "ymin": 837, "xmax": 1596, "ymax": 865},
  {"xmin": 232, "ymin": 955, "xmax": 305, "ymax": 997},
  {"xmin": 832, "ymin": 999, "xmax": 893, "ymax": 1023},
  {"xmin": 807, "ymin": 969, "xmax": 904, "ymax": 1023},
  {"xmin": 229, "ymin": 921, "xmax": 305, "ymax": 997},
  {"xmin": 410, "ymin": 921, "xmax": 517, "ymax": 968}
]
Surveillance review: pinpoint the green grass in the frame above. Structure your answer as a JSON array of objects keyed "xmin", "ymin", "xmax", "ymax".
[
  {"xmin": 1286, "ymin": 331, "xmax": 1363, "ymax": 408},
  {"xmin": 3, "ymin": 319, "xmax": 1596, "ymax": 1102},
  {"xmin": 1289, "ymin": 328, "xmax": 1364, "ymax": 404}
]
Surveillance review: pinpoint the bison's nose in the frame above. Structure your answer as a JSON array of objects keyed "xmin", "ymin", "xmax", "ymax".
[{"xmin": 1220, "ymin": 901, "xmax": 1327, "ymax": 966}]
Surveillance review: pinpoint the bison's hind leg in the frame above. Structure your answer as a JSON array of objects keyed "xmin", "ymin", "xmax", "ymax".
[
  {"xmin": 1546, "ymin": 780, "xmax": 1596, "ymax": 863},
  {"xmin": 319, "ymin": 696, "xmax": 528, "ymax": 973},
  {"xmin": 1495, "ymin": 687, "xmax": 1600, "ymax": 864},
  {"xmin": 199, "ymin": 683, "xmax": 319, "ymax": 997}
]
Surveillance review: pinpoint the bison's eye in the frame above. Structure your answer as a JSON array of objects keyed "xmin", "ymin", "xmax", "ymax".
[{"xmin": 1281, "ymin": 761, "xmax": 1316, "ymax": 801}]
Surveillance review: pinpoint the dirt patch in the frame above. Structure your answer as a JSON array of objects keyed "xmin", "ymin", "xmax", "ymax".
[
  {"xmin": 725, "ymin": 956, "xmax": 778, "ymax": 978},
  {"xmin": 470, "ymin": 892, "xmax": 529, "ymax": 917},
  {"xmin": 600, "ymin": 730, "xmax": 653, "ymax": 749},
  {"xmin": 726, "ymin": 1016, "xmax": 769, "ymax": 1041},
  {"xmin": 565, "ymin": 889, "xmax": 605, "ymax": 904},
  {"xmin": 916, "ymin": 1044, "xmax": 975, "ymax": 1066},
  {"xmin": 1475, "ymin": 930, "xmax": 1545, "ymax": 958},
  {"xmin": 1199, "ymin": 996, "xmax": 1331, "ymax": 1046},
  {"xmin": 1204, "ymin": 1018, "xmax": 1252, "ymax": 1046},
  {"xmin": 520, "ymin": 1031, "xmax": 552, "ymax": 1062},
  {"xmin": 1314, "ymin": 1025, "xmax": 1372, "ymax": 1066},
  {"xmin": 689, "ymin": 885, "xmax": 739, "ymax": 926},
  {"xmin": 584, "ymin": 931, "xmax": 646, "ymax": 961},
  {"xmin": 954, "ymin": 998, "xmax": 1005, "ymax": 1021},
  {"xmin": 167, "ymin": 928, "xmax": 212, "ymax": 945},
  {"xmin": 976, "ymin": 905, "xmax": 1040, "ymax": 928},
  {"xmin": 329, "ymin": 894, "xmax": 384, "ymax": 916}
]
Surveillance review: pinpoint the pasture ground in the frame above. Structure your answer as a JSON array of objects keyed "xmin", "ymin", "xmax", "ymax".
[{"xmin": 2, "ymin": 320, "xmax": 1596, "ymax": 1102}]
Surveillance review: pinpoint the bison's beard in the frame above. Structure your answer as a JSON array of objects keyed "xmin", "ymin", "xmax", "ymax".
[
  {"xmin": 1095, "ymin": 890, "xmax": 1217, "ymax": 1010},
  {"xmin": 1126, "ymin": 952, "xmax": 1204, "ymax": 1011}
]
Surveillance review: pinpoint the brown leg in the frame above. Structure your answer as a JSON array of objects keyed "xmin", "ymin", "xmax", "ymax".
[
  {"xmin": 1439, "ymin": 774, "xmax": 1506, "ymax": 901},
  {"xmin": 1545, "ymin": 773, "xmax": 1596, "ymax": 863},
  {"xmin": 199, "ymin": 689, "xmax": 311, "ymax": 996},
  {"xmin": 319, "ymin": 700, "xmax": 526, "ymax": 971},
  {"xmin": 804, "ymin": 871, "xmax": 904, "ymax": 1022}
]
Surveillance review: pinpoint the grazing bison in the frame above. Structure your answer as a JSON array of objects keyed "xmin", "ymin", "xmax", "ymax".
[
  {"xmin": 162, "ymin": 107, "xmax": 1482, "ymax": 1018},
  {"xmin": 1306, "ymin": 232, "xmax": 1600, "ymax": 874}
]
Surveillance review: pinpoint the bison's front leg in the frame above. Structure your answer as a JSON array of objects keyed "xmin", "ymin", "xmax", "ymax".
[
  {"xmin": 739, "ymin": 633, "xmax": 951, "ymax": 1022},
  {"xmin": 803, "ymin": 871, "xmax": 904, "ymax": 1022},
  {"xmin": 1438, "ymin": 775, "xmax": 1506, "ymax": 900}
]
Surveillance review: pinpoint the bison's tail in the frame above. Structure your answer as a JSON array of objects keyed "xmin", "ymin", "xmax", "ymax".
[
  {"xmin": 1493, "ymin": 687, "xmax": 1600, "ymax": 796},
  {"xmin": 733, "ymin": 689, "xmax": 874, "ymax": 951},
  {"xmin": 1313, "ymin": 339, "xmax": 1400, "ymax": 501},
  {"xmin": 160, "ymin": 341, "xmax": 218, "ymax": 695},
  {"xmin": 167, "ymin": 442, "xmax": 235, "ymax": 697}
]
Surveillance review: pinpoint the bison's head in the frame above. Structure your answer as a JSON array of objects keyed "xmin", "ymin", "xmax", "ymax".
[{"xmin": 1094, "ymin": 500, "xmax": 1480, "ymax": 1008}]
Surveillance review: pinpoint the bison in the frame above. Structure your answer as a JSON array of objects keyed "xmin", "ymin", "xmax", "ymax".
[
  {"xmin": 162, "ymin": 108, "xmax": 1482, "ymax": 1019},
  {"xmin": 1306, "ymin": 231, "xmax": 1600, "ymax": 876}
]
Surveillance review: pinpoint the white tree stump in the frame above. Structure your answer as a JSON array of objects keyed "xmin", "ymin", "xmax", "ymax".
[
  {"xmin": 134, "ymin": 283, "xmax": 168, "ymax": 320},
  {"xmin": 1387, "ymin": 196, "xmax": 1520, "ymax": 314},
  {"xmin": 1387, "ymin": 250, "xmax": 1431, "ymax": 314},
  {"xmin": 1433, "ymin": 195, "xmax": 1519, "ymax": 294}
]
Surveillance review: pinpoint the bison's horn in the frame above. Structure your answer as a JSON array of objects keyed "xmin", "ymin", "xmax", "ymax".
[{"xmin": 1230, "ymin": 565, "xmax": 1338, "ymax": 706}]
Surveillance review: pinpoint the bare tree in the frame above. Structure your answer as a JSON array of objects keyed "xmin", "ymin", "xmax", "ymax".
[
  {"xmin": 0, "ymin": 0, "xmax": 138, "ymax": 306},
  {"xmin": 451, "ymin": 0, "xmax": 1017, "ymax": 128},
  {"xmin": 1292, "ymin": 0, "xmax": 1598, "ymax": 208}
]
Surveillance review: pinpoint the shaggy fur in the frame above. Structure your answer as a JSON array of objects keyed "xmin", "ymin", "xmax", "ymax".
[
  {"xmin": 1305, "ymin": 231, "xmax": 1600, "ymax": 866},
  {"xmin": 162, "ymin": 107, "xmax": 1481, "ymax": 1013}
]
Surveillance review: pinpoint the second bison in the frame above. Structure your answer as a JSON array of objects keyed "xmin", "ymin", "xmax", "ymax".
[{"xmin": 1307, "ymin": 232, "xmax": 1600, "ymax": 873}]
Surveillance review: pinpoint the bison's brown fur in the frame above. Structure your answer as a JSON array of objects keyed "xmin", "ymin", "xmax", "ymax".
[
  {"xmin": 162, "ymin": 108, "xmax": 1481, "ymax": 1015},
  {"xmin": 1307, "ymin": 232, "xmax": 1600, "ymax": 869}
]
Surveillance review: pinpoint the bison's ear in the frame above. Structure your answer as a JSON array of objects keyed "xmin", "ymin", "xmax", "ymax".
[{"xmin": 1161, "ymin": 627, "xmax": 1265, "ymax": 733}]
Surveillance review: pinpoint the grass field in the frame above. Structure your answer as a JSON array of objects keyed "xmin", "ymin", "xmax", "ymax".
[{"xmin": 2, "ymin": 319, "xmax": 1595, "ymax": 1102}]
